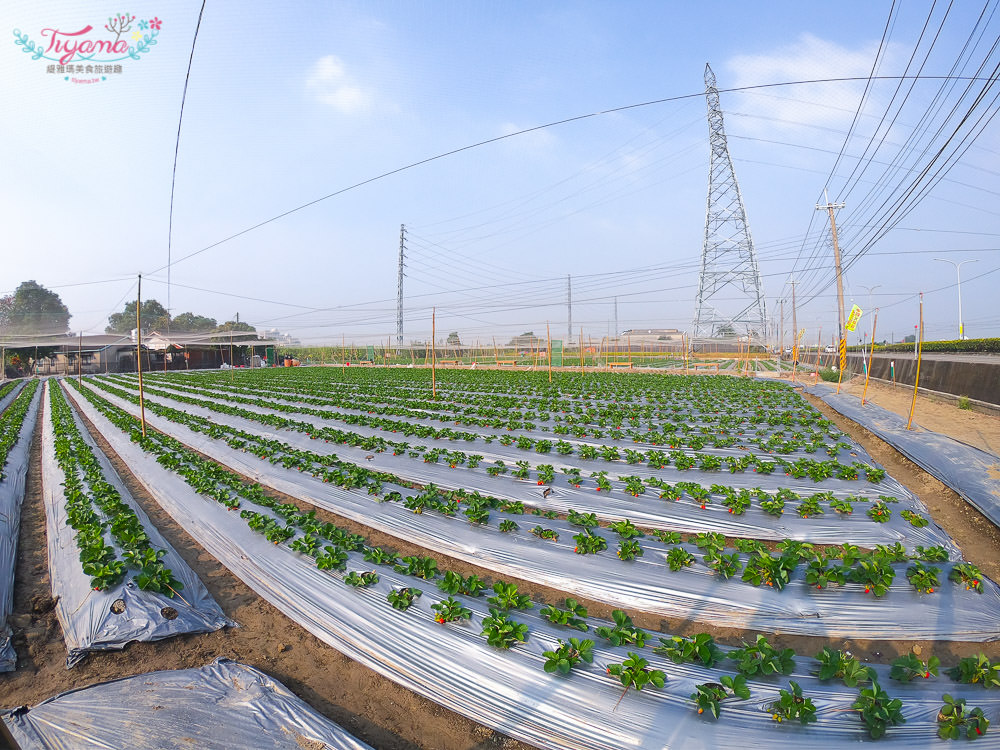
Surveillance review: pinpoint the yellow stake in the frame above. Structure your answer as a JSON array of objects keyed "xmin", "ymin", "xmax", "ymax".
[{"xmin": 907, "ymin": 294, "xmax": 924, "ymax": 430}]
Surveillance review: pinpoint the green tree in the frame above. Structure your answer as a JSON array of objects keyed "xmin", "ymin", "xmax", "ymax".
[
  {"xmin": 172, "ymin": 312, "xmax": 217, "ymax": 331},
  {"xmin": 106, "ymin": 299, "xmax": 170, "ymax": 334},
  {"xmin": 216, "ymin": 320, "xmax": 257, "ymax": 333},
  {"xmin": 446, "ymin": 331, "xmax": 461, "ymax": 345},
  {"xmin": 0, "ymin": 281, "xmax": 71, "ymax": 335}
]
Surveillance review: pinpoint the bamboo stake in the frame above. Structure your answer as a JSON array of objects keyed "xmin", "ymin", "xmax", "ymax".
[
  {"xmin": 342, "ymin": 334, "xmax": 345, "ymax": 374},
  {"xmin": 431, "ymin": 307, "xmax": 437, "ymax": 399},
  {"xmin": 815, "ymin": 327, "xmax": 822, "ymax": 373},
  {"xmin": 580, "ymin": 327, "xmax": 584, "ymax": 376},
  {"xmin": 136, "ymin": 275, "xmax": 147, "ymax": 438},
  {"xmin": 862, "ymin": 309, "xmax": 878, "ymax": 405},
  {"xmin": 77, "ymin": 331, "xmax": 82, "ymax": 383},
  {"xmin": 907, "ymin": 295, "xmax": 923, "ymax": 430},
  {"xmin": 229, "ymin": 327, "xmax": 234, "ymax": 382}
]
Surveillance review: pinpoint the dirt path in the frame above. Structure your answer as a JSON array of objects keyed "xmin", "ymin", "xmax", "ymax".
[{"xmin": 815, "ymin": 375, "xmax": 1000, "ymax": 456}]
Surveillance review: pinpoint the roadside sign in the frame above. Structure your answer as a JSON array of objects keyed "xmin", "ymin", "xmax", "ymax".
[
  {"xmin": 838, "ymin": 338, "xmax": 847, "ymax": 370},
  {"xmin": 845, "ymin": 305, "xmax": 863, "ymax": 332}
]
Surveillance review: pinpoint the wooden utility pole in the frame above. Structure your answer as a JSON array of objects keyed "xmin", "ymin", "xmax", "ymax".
[
  {"xmin": 817, "ymin": 192, "xmax": 847, "ymax": 341},
  {"xmin": 431, "ymin": 307, "xmax": 437, "ymax": 399},
  {"xmin": 136, "ymin": 275, "xmax": 147, "ymax": 437}
]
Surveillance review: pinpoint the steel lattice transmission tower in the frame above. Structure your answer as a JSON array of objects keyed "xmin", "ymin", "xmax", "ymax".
[
  {"xmin": 396, "ymin": 224, "xmax": 406, "ymax": 348},
  {"xmin": 693, "ymin": 63, "xmax": 767, "ymax": 340}
]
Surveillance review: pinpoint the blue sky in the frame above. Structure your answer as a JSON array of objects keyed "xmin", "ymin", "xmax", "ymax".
[{"xmin": 2, "ymin": 1, "xmax": 998, "ymax": 346}]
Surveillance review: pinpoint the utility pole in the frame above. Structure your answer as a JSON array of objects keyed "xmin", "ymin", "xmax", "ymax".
[
  {"xmin": 567, "ymin": 275, "xmax": 572, "ymax": 346},
  {"xmin": 790, "ymin": 280, "xmax": 797, "ymax": 363},
  {"xmin": 816, "ymin": 191, "xmax": 847, "ymax": 340},
  {"xmin": 397, "ymin": 224, "xmax": 406, "ymax": 348},
  {"xmin": 136, "ymin": 274, "xmax": 147, "ymax": 438},
  {"xmin": 779, "ymin": 298, "xmax": 785, "ymax": 358}
]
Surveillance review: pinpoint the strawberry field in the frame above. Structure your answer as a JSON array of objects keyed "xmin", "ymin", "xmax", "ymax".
[{"xmin": 16, "ymin": 366, "xmax": 992, "ymax": 749}]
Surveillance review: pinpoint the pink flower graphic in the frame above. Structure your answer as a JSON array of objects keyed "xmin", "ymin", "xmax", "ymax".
[{"xmin": 149, "ymin": 17, "xmax": 163, "ymax": 30}]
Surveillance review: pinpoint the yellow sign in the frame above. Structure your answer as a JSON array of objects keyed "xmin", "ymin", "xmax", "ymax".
[
  {"xmin": 838, "ymin": 338, "xmax": 847, "ymax": 370},
  {"xmin": 845, "ymin": 304, "xmax": 863, "ymax": 332}
]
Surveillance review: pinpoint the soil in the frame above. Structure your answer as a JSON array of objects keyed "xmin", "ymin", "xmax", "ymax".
[
  {"xmin": 836, "ymin": 376, "xmax": 1000, "ymax": 457},
  {"xmin": 3, "ymin": 377, "xmax": 1000, "ymax": 750}
]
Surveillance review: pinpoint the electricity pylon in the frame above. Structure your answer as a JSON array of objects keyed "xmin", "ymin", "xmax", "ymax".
[{"xmin": 693, "ymin": 63, "xmax": 767, "ymax": 340}]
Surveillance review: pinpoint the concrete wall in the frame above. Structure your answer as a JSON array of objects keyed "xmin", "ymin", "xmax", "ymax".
[{"xmin": 833, "ymin": 352, "xmax": 1000, "ymax": 408}]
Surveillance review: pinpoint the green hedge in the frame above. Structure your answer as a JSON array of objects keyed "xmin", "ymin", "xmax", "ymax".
[{"xmin": 846, "ymin": 337, "xmax": 1000, "ymax": 354}]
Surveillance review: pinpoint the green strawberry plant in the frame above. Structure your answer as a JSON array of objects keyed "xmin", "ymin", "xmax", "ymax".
[
  {"xmin": 573, "ymin": 529, "xmax": 608, "ymax": 555},
  {"xmin": 386, "ymin": 587, "xmax": 421, "ymax": 611},
  {"xmin": 851, "ymin": 558, "xmax": 895, "ymax": 596},
  {"xmin": 830, "ymin": 497, "xmax": 854, "ymax": 515},
  {"xmin": 595, "ymin": 609, "xmax": 647, "ymax": 647},
  {"xmin": 769, "ymin": 681, "xmax": 817, "ymax": 725},
  {"xmin": 914, "ymin": 545, "xmax": 949, "ymax": 562},
  {"xmin": 704, "ymin": 551, "xmax": 741, "ymax": 579},
  {"xmin": 363, "ymin": 546, "xmax": 399, "ymax": 567},
  {"xmin": 654, "ymin": 633, "xmax": 723, "ymax": 668},
  {"xmin": 567, "ymin": 509, "xmax": 600, "ymax": 528},
  {"xmin": 543, "ymin": 638, "xmax": 594, "ymax": 675},
  {"xmin": 536, "ymin": 464, "xmax": 555, "ymax": 484},
  {"xmin": 394, "ymin": 555, "xmax": 438, "ymax": 580},
  {"xmin": 431, "ymin": 596, "xmax": 472, "ymax": 624},
  {"xmin": 805, "ymin": 555, "xmax": 848, "ymax": 589},
  {"xmin": 343, "ymin": 570, "xmax": 379, "ymax": 587},
  {"xmin": 814, "ymin": 647, "xmax": 872, "ymax": 687},
  {"xmin": 900, "ymin": 509, "xmax": 929, "ymax": 527},
  {"xmin": 867, "ymin": 500, "xmax": 892, "ymax": 522},
  {"xmin": 937, "ymin": 695, "xmax": 990, "ymax": 739},
  {"xmin": 651, "ymin": 530, "xmax": 682, "ymax": 544},
  {"xmin": 889, "ymin": 652, "xmax": 939, "ymax": 682},
  {"xmin": 487, "ymin": 582, "xmax": 533, "ymax": 610},
  {"xmin": 609, "ymin": 519, "xmax": 643, "ymax": 539},
  {"xmin": 480, "ymin": 608, "xmax": 528, "ymax": 648},
  {"xmin": 734, "ymin": 538, "xmax": 768, "ymax": 556},
  {"xmin": 690, "ymin": 675, "xmax": 750, "ymax": 719},
  {"xmin": 741, "ymin": 551, "xmax": 796, "ymax": 590},
  {"xmin": 729, "ymin": 635, "xmax": 795, "ymax": 677},
  {"xmin": 947, "ymin": 654, "xmax": 1000, "ymax": 688},
  {"xmin": 530, "ymin": 525, "xmax": 559, "ymax": 541},
  {"xmin": 437, "ymin": 571, "xmax": 485, "ymax": 596},
  {"xmin": 316, "ymin": 546, "xmax": 349, "ymax": 571},
  {"xmin": 606, "ymin": 653, "xmax": 665, "ymax": 706},
  {"xmin": 691, "ymin": 532, "xmax": 725, "ymax": 554},
  {"xmin": 498, "ymin": 519, "xmax": 519, "ymax": 532},
  {"xmin": 665, "ymin": 546, "xmax": 695, "ymax": 571},
  {"xmin": 905, "ymin": 562, "xmax": 940, "ymax": 594},
  {"xmin": 617, "ymin": 539, "xmax": 643, "ymax": 561},
  {"xmin": 950, "ymin": 563, "xmax": 984, "ymax": 593},
  {"xmin": 853, "ymin": 680, "xmax": 905, "ymax": 739},
  {"xmin": 540, "ymin": 598, "xmax": 589, "ymax": 631}
]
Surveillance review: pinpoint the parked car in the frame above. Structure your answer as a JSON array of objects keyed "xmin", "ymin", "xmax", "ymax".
[{"xmin": 824, "ymin": 345, "xmax": 836, "ymax": 353}]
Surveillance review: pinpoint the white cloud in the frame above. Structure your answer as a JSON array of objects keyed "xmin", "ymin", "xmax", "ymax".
[
  {"xmin": 305, "ymin": 55, "xmax": 373, "ymax": 113},
  {"xmin": 722, "ymin": 34, "xmax": 887, "ymax": 139}
]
